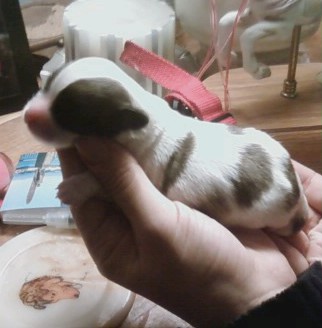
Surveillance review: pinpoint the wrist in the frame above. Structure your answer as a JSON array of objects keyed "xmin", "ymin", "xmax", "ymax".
[
  {"xmin": 138, "ymin": 262, "xmax": 292, "ymax": 327},
  {"xmin": 229, "ymin": 262, "xmax": 322, "ymax": 327},
  {"xmin": 227, "ymin": 263, "xmax": 296, "ymax": 326},
  {"xmin": 153, "ymin": 258, "xmax": 296, "ymax": 327}
]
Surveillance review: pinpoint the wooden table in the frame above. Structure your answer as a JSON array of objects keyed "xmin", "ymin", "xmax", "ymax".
[{"xmin": 204, "ymin": 63, "xmax": 322, "ymax": 173}]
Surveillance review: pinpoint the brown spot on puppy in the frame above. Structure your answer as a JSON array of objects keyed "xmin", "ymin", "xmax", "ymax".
[
  {"xmin": 291, "ymin": 213, "xmax": 306, "ymax": 234},
  {"xmin": 162, "ymin": 132, "xmax": 196, "ymax": 194},
  {"xmin": 204, "ymin": 190, "xmax": 230, "ymax": 220},
  {"xmin": 227, "ymin": 125, "xmax": 244, "ymax": 135},
  {"xmin": 231, "ymin": 144, "xmax": 273, "ymax": 207},
  {"xmin": 282, "ymin": 159, "xmax": 300, "ymax": 210},
  {"xmin": 51, "ymin": 78, "xmax": 149, "ymax": 137}
]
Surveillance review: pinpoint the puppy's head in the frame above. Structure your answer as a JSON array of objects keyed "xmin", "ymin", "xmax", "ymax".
[
  {"xmin": 50, "ymin": 77, "xmax": 149, "ymax": 137},
  {"xmin": 24, "ymin": 60, "xmax": 149, "ymax": 148}
]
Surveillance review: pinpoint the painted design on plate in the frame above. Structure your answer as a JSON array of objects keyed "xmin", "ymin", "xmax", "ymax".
[{"xmin": 19, "ymin": 275, "xmax": 82, "ymax": 310}]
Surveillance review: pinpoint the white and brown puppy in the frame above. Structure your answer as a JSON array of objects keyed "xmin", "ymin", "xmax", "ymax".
[{"xmin": 24, "ymin": 57, "xmax": 308, "ymax": 236}]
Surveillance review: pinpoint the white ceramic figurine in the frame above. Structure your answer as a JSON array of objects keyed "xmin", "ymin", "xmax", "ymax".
[
  {"xmin": 175, "ymin": 0, "xmax": 322, "ymax": 78},
  {"xmin": 217, "ymin": 0, "xmax": 322, "ymax": 79}
]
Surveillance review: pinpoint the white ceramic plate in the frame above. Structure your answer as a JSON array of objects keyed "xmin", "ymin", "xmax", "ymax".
[{"xmin": 0, "ymin": 227, "xmax": 134, "ymax": 328}]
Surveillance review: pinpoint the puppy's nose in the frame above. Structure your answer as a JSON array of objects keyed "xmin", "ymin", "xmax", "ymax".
[
  {"xmin": 24, "ymin": 95, "xmax": 58, "ymax": 142},
  {"xmin": 23, "ymin": 93, "xmax": 50, "ymax": 122}
]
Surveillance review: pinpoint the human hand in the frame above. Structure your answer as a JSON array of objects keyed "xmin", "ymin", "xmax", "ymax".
[
  {"xmin": 57, "ymin": 139, "xmax": 319, "ymax": 327},
  {"xmin": 288, "ymin": 161, "xmax": 322, "ymax": 265}
]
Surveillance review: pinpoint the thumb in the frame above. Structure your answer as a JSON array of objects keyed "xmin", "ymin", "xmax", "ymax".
[{"xmin": 75, "ymin": 137, "xmax": 177, "ymax": 230}]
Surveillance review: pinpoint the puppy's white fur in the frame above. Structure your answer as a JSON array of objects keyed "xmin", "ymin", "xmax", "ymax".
[{"xmin": 24, "ymin": 57, "xmax": 309, "ymax": 235}]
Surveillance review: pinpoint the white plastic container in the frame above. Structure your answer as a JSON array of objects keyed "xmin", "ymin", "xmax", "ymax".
[{"xmin": 63, "ymin": 0, "xmax": 175, "ymax": 95}]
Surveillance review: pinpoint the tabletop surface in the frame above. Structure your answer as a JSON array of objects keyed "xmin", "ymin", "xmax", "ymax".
[{"xmin": 204, "ymin": 63, "xmax": 322, "ymax": 131}]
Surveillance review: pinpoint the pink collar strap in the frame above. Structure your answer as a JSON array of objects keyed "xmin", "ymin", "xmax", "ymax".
[{"xmin": 120, "ymin": 41, "xmax": 236, "ymax": 124}]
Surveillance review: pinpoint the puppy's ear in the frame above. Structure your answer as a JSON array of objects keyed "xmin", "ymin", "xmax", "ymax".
[
  {"xmin": 113, "ymin": 106, "xmax": 149, "ymax": 131},
  {"xmin": 51, "ymin": 78, "xmax": 149, "ymax": 137}
]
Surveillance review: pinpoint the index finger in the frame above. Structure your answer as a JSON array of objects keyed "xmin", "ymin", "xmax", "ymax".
[
  {"xmin": 293, "ymin": 161, "xmax": 322, "ymax": 214},
  {"xmin": 57, "ymin": 147, "xmax": 86, "ymax": 179}
]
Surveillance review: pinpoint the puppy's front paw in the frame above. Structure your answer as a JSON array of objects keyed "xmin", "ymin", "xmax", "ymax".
[{"xmin": 57, "ymin": 172, "xmax": 101, "ymax": 205}]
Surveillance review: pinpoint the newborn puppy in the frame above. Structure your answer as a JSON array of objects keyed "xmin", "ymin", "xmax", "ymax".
[{"xmin": 24, "ymin": 57, "xmax": 308, "ymax": 236}]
